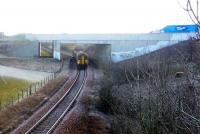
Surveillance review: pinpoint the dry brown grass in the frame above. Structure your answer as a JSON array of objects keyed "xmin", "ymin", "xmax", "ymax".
[
  {"xmin": 100, "ymin": 40, "xmax": 200, "ymax": 133},
  {"xmin": 87, "ymin": 114, "xmax": 108, "ymax": 134},
  {"xmin": 66, "ymin": 93, "xmax": 108, "ymax": 134},
  {"xmin": 0, "ymin": 75, "xmax": 67, "ymax": 133},
  {"xmin": 59, "ymin": 112, "xmax": 107, "ymax": 134},
  {"xmin": 80, "ymin": 96, "xmax": 93, "ymax": 111}
]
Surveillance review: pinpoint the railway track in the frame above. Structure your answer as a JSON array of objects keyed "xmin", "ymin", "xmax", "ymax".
[{"xmin": 25, "ymin": 70, "xmax": 87, "ymax": 134}]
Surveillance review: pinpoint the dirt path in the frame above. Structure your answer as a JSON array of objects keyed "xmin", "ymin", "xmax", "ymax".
[{"xmin": 0, "ymin": 65, "xmax": 52, "ymax": 82}]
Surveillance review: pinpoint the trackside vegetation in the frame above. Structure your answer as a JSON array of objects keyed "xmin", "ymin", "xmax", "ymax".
[
  {"xmin": 98, "ymin": 41, "xmax": 200, "ymax": 134},
  {"xmin": 0, "ymin": 76, "xmax": 30, "ymax": 107}
]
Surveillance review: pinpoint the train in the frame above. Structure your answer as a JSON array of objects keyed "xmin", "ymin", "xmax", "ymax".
[{"xmin": 71, "ymin": 50, "xmax": 88, "ymax": 70}]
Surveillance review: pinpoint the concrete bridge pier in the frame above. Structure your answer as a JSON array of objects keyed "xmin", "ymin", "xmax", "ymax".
[
  {"xmin": 53, "ymin": 40, "xmax": 61, "ymax": 60},
  {"xmin": 38, "ymin": 41, "xmax": 61, "ymax": 60}
]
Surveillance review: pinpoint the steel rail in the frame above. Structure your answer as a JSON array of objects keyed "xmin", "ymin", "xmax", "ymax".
[
  {"xmin": 46, "ymin": 70, "xmax": 87, "ymax": 134},
  {"xmin": 25, "ymin": 70, "xmax": 81, "ymax": 134}
]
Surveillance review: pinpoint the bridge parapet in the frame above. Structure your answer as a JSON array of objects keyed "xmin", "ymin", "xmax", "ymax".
[{"xmin": 25, "ymin": 33, "xmax": 196, "ymax": 62}]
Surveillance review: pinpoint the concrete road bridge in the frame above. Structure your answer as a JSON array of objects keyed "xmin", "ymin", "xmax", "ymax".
[{"xmin": 25, "ymin": 33, "xmax": 195, "ymax": 62}]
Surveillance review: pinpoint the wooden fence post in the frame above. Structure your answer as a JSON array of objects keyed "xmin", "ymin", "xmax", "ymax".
[
  {"xmin": 0, "ymin": 100, "xmax": 1, "ymax": 110},
  {"xmin": 26, "ymin": 89, "xmax": 29, "ymax": 97},
  {"xmin": 29, "ymin": 86, "xmax": 32, "ymax": 95},
  {"xmin": 35, "ymin": 83, "xmax": 37, "ymax": 93},
  {"xmin": 22, "ymin": 89, "xmax": 24, "ymax": 98},
  {"xmin": 18, "ymin": 93, "xmax": 20, "ymax": 102},
  {"xmin": 11, "ymin": 97, "xmax": 14, "ymax": 105}
]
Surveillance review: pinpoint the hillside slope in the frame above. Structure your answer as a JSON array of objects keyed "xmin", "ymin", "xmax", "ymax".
[{"xmin": 99, "ymin": 40, "xmax": 200, "ymax": 134}]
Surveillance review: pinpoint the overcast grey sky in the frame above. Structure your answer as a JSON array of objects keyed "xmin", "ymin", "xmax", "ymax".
[{"xmin": 0, "ymin": 0, "xmax": 194, "ymax": 35}]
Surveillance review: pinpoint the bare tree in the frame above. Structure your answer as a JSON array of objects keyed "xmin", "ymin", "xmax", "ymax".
[
  {"xmin": 187, "ymin": 0, "xmax": 199, "ymax": 25},
  {"xmin": 178, "ymin": 0, "xmax": 200, "ymax": 36}
]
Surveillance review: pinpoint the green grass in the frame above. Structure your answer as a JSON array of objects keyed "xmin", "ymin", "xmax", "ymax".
[
  {"xmin": 0, "ymin": 76, "xmax": 31, "ymax": 106},
  {"xmin": 41, "ymin": 50, "xmax": 52, "ymax": 57}
]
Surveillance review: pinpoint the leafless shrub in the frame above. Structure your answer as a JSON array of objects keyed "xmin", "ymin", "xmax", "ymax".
[
  {"xmin": 111, "ymin": 115, "xmax": 137, "ymax": 134},
  {"xmin": 63, "ymin": 112, "xmax": 107, "ymax": 134},
  {"xmin": 80, "ymin": 96, "xmax": 93, "ymax": 112},
  {"xmin": 100, "ymin": 41, "xmax": 200, "ymax": 133}
]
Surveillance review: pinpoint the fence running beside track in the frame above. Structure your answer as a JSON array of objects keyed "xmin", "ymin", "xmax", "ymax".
[
  {"xmin": 0, "ymin": 60, "xmax": 64, "ymax": 110},
  {"xmin": 0, "ymin": 73, "xmax": 55, "ymax": 110}
]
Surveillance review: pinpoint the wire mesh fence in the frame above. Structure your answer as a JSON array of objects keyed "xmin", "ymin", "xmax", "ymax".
[
  {"xmin": 0, "ymin": 73, "xmax": 55, "ymax": 110},
  {"xmin": 0, "ymin": 59, "xmax": 64, "ymax": 111}
]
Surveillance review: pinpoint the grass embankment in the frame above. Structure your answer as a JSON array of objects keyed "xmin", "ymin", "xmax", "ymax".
[
  {"xmin": 98, "ymin": 41, "xmax": 200, "ymax": 134},
  {"xmin": 0, "ymin": 76, "xmax": 30, "ymax": 106},
  {"xmin": 41, "ymin": 50, "xmax": 52, "ymax": 57},
  {"xmin": 0, "ymin": 75, "xmax": 68, "ymax": 133}
]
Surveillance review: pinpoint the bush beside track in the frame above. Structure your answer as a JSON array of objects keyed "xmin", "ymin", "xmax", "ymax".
[{"xmin": 98, "ymin": 40, "xmax": 200, "ymax": 134}]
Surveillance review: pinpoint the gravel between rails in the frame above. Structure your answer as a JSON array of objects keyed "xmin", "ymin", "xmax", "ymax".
[
  {"xmin": 53, "ymin": 67, "xmax": 111, "ymax": 134},
  {"xmin": 11, "ymin": 69, "xmax": 77, "ymax": 134},
  {"xmin": 28, "ymin": 70, "xmax": 86, "ymax": 134}
]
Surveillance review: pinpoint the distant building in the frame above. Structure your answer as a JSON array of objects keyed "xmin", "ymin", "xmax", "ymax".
[{"xmin": 160, "ymin": 25, "xmax": 198, "ymax": 33}]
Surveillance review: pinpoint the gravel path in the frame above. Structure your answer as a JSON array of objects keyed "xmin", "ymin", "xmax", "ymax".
[
  {"xmin": 0, "ymin": 58, "xmax": 62, "ymax": 73},
  {"xmin": 0, "ymin": 65, "xmax": 51, "ymax": 82},
  {"xmin": 0, "ymin": 54, "xmax": 7, "ymax": 58}
]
